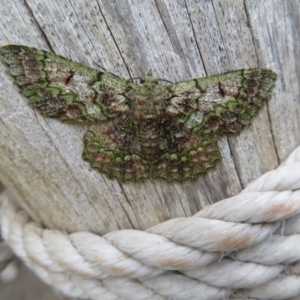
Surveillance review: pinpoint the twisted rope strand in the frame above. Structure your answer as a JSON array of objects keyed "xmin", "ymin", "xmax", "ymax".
[
  {"xmin": 197, "ymin": 190, "xmax": 300, "ymax": 223},
  {"xmin": 182, "ymin": 258, "xmax": 284, "ymax": 289},
  {"xmin": 1, "ymin": 146, "xmax": 300, "ymax": 299}
]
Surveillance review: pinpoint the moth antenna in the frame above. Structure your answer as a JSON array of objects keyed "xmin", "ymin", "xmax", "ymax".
[{"xmin": 157, "ymin": 78, "xmax": 172, "ymax": 84}]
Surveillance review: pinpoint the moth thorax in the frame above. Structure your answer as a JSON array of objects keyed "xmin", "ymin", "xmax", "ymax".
[{"xmin": 133, "ymin": 96, "xmax": 165, "ymax": 120}]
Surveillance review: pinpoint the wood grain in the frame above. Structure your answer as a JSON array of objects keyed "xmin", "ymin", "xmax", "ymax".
[{"xmin": 0, "ymin": 0, "xmax": 299, "ymax": 233}]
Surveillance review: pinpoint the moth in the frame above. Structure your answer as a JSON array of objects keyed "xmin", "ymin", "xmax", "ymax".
[{"xmin": 0, "ymin": 45, "xmax": 277, "ymax": 182}]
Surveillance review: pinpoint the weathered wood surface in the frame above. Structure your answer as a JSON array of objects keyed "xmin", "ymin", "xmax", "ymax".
[{"xmin": 0, "ymin": 0, "xmax": 299, "ymax": 233}]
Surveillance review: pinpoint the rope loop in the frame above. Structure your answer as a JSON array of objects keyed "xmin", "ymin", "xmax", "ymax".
[{"xmin": 2, "ymin": 146, "xmax": 300, "ymax": 299}]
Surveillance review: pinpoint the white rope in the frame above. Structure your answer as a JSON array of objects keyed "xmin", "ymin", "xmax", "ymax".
[{"xmin": 1, "ymin": 146, "xmax": 300, "ymax": 300}]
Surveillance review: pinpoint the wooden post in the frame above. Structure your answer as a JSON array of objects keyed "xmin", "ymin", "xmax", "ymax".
[{"xmin": 0, "ymin": 0, "xmax": 299, "ymax": 234}]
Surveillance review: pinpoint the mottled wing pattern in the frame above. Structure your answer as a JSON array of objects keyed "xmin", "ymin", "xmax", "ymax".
[
  {"xmin": 83, "ymin": 120, "xmax": 221, "ymax": 181},
  {"xmin": 147, "ymin": 69, "xmax": 277, "ymax": 181},
  {"xmin": 83, "ymin": 121, "xmax": 151, "ymax": 181},
  {"xmin": 0, "ymin": 45, "xmax": 130, "ymax": 123},
  {"xmin": 167, "ymin": 69, "xmax": 277, "ymax": 134},
  {"xmin": 152, "ymin": 137, "xmax": 221, "ymax": 181}
]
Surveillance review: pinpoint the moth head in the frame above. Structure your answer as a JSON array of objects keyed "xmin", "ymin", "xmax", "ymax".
[{"xmin": 140, "ymin": 70, "xmax": 158, "ymax": 86}]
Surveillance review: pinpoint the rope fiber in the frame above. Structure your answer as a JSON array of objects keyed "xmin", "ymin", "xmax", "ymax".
[{"xmin": 1, "ymin": 146, "xmax": 300, "ymax": 300}]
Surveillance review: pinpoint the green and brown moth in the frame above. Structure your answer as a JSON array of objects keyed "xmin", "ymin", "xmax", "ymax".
[{"xmin": 0, "ymin": 45, "xmax": 277, "ymax": 182}]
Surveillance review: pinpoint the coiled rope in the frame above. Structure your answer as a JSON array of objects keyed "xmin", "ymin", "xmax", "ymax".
[{"xmin": 1, "ymin": 146, "xmax": 300, "ymax": 300}]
